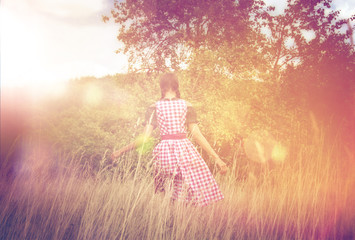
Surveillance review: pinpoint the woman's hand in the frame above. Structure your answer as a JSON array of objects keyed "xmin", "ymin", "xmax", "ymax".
[
  {"xmin": 215, "ymin": 158, "xmax": 228, "ymax": 175},
  {"xmin": 188, "ymin": 123, "xmax": 229, "ymax": 175}
]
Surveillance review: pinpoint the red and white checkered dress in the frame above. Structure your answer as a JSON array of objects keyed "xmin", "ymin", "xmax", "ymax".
[{"xmin": 151, "ymin": 98, "xmax": 224, "ymax": 206}]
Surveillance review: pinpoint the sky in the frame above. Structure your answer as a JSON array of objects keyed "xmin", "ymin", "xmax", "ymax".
[
  {"xmin": 1, "ymin": 0, "xmax": 127, "ymax": 96},
  {"xmin": 1, "ymin": 0, "xmax": 354, "ymax": 96}
]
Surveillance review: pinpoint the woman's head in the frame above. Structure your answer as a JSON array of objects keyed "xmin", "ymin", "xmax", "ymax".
[{"xmin": 159, "ymin": 73, "xmax": 180, "ymax": 98}]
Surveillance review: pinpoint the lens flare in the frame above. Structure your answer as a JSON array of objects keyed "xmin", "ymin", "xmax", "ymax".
[
  {"xmin": 271, "ymin": 143, "xmax": 287, "ymax": 163},
  {"xmin": 243, "ymin": 130, "xmax": 287, "ymax": 164},
  {"xmin": 135, "ymin": 134, "xmax": 155, "ymax": 155},
  {"xmin": 13, "ymin": 139, "xmax": 54, "ymax": 179},
  {"xmin": 244, "ymin": 131, "xmax": 275, "ymax": 164},
  {"xmin": 254, "ymin": 140, "xmax": 267, "ymax": 163},
  {"xmin": 84, "ymin": 84, "xmax": 103, "ymax": 106}
]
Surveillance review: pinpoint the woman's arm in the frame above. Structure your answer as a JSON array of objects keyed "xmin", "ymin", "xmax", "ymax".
[
  {"xmin": 111, "ymin": 124, "xmax": 154, "ymax": 159},
  {"xmin": 188, "ymin": 123, "xmax": 228, "ymax": 174}
]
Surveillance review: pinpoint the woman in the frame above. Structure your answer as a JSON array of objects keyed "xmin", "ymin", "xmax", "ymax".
[{"xmin": 112, "ymin": 73, "xmax": 228, "ymax": 206}]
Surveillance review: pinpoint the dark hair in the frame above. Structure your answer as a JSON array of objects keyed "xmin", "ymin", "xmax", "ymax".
[{"xmin": 159, "ymin": 73, "xmax": 181, "ymax": 98}]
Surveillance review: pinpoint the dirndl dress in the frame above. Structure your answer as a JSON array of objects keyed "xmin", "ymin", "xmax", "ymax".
[{"xmin": 145, "ymin": 98, "xmax": 224, "ymax": 206}]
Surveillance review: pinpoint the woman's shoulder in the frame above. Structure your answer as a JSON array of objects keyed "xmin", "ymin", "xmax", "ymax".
[{"xmin": 175, "ymin": 99, "xmax": 194, "ymax": 108}]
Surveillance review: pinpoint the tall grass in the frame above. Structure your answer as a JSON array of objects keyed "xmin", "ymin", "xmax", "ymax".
[{"xmin": 0, "ymin": 130, "xmax": 354, "ymax": 239}]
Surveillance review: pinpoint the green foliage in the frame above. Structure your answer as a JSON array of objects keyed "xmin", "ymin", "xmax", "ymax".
[
  {"xmin": 105, "ymin": 0, "xmax": 354, "ymax": 145},
  {"xmin": 27, "ymin": 72, "xmax": 286, "ymax": 171},
  {"xmin": 31, "ymin": 75, "xmax": 159, "ymax": 170},
  {"xmin": 23, "ymin": 0, "xmax": 354, "ymax": 172},
  {"xmin": 107, "ymin": 0, "xmax": 262, "ymax": 72}
]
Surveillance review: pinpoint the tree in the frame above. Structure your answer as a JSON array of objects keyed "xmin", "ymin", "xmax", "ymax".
[
  {"xmin": 106, "ymin": 0, "xmax": 264, "ymax": 73},
  {"xmin": 258, "ymin": 0, "xmax": 350, "ymax": 81},
  {"xmin": 105, "ymin": 0, "xmax": 355, "ymax": 160}
]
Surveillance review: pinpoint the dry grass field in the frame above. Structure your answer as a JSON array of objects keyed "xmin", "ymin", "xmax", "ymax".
[{"xmin": 0, "ymin": 131, "xmax": 354, "ymax": 240}]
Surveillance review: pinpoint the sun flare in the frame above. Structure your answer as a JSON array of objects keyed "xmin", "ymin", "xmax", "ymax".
[{"xmin": 84, "ymin": 84, "xmax": 103, "ymax": 106}]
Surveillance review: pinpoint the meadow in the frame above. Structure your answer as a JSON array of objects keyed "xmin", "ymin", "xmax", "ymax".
[
  {"xmin": 0, "ymin": 125, "xmax": 354, "ymax": 240},
  {"xmin": 2, "ymin": 0, "xmax": 354, "ymax": 238}
]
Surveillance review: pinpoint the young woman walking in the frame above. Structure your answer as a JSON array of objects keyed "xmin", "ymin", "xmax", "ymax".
[{"xmin": 112, "ymin": 73, "xmax": 228, "ymax": 206}]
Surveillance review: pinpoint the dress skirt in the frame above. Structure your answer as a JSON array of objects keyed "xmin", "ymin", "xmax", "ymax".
[{"xmin": 153, "ymin": 138, "xmax": 224, "ymax": 206}]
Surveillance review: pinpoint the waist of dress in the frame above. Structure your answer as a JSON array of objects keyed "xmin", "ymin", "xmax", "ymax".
[{"xmin": 161, "ymin": 133, "xmax": 187, "ymax": 140}]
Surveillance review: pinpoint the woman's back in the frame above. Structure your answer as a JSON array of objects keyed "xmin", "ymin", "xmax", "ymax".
[{"xmin": 155, "ymin": 98, "xmax": 188, "ymax": 136}]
